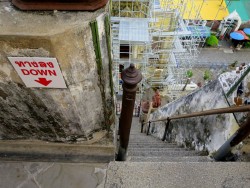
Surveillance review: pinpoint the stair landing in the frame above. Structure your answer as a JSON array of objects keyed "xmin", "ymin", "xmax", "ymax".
[{"xmin": 105, "ymin": 161, "xmax": 250, "ymax": 188}]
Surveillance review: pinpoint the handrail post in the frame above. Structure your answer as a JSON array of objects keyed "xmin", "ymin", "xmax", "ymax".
[
  {"xmin": 213, "ymin": 112, "xmax": 250, "ymax": 161},
  {"xmin": 162, "ymin": 118, "xmax": 170, "ymax": 141},
  {"xmin": 116, "ymin": 64, "xmax": 142, "ymax": 161},
  {"xmin": 230, "ymin": 112, "xmax": 250, "ymax": 147},
  {"xmin": 147, "ymin": 121, "xmax": 151, "ymax": 135},
  {"xmin": 141, "ymin": 121, "xmax": 144, "ymax": 133}
]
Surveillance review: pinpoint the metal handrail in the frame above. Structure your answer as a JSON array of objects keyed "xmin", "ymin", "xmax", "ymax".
[
  {"xmin": 144, "ymin": 105, "xmax": 250, "ymax": 124},
  {"xmin": 142, "ymin": 105, "xmax": 250, "ymax": 161}
]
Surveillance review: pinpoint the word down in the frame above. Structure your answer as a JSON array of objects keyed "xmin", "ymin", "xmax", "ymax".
[{"xmin": 8, "ymin": 57, "xmax": 67, "ymax": 88}]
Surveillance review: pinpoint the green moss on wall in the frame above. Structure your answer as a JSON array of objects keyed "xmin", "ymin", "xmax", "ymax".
[
  {"xmin": 90, "ymin": 20, "xmax": 103, "ymax": 76},
  {"xmin": 90, "ymin": 19, "xmax": 114, "ymax": 131},
  {"xmin": 104, "ymin": 14, "xmax": 114, "ymax": 97}
]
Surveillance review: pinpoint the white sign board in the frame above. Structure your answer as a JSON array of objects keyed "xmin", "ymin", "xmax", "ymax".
[{"xmin": 8, "ymin": 57, "xmax": 67, "ymax": 88}]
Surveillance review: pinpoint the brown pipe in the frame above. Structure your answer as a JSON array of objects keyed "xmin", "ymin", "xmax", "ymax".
[
  {"xmin": 116, "ymin": 64, "xmax": 142, "ymax": 161},
  {"xmin": 150, "ymin": 105, "xmax": 250, "ymax": 123},
  {"xmin": 213, "ymin": 112, "xmax": 250, "ymax": 161},
  {"xmin": 230, "ymin": 112, "xmax": 250, "ymax": 147}
]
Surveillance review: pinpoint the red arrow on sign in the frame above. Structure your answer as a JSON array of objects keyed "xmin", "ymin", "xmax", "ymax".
[{"xmin": 35, "ymin": 78, "xmax": 52, "ymax": 86}]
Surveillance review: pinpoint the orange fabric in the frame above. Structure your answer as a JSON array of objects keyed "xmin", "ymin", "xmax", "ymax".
[
  {"xmin": 152, "ymin": 91, "xmax": 161, "ymax": 108},
  {"xmin": 142, "ymin": 101, "xmax": 150, "ymax": 113},
  {"xmin": 234, "ymin": 97, "xmax": 243, "ymax": 106}
]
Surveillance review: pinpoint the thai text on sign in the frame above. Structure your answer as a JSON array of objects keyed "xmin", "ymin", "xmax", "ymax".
[
  {"xmin": 15, "ymin": 61, "xmax": 57, "ymax": 76},
  {"xmin": 8, "ymin": 57, "xmax": 67, "ymax": 88}
]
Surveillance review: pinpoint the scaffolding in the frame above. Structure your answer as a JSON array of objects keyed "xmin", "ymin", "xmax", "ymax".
[{"xmin": 110, "ymin": 0, "xmax": 210, "ymax": 101}]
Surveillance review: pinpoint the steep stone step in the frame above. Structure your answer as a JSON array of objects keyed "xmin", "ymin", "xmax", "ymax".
[
  {"xmin": 129, "ymin": 136, "xmax": 164, "ymax": 141},
  {"xmin": 128, "ymin": 148, "xmax": 190, "ymax": 152},
  {"xmin": 129, "ymin": 139, "xmax": 174, "ymax": 143},
  {"xmin": 129, "ymin": 156, "xmax": 211, "ymax": 162},
  {"xmin": 129, "ymin": 138, "xmax": 175, "ymax": 142},
  {"xmin": 130, "ymin": 135, "xmax": 158, "ymax": 137},
  {"xmin": 129, "ymin": 142, "xmax": 177, "ymax": 145},
  {"xmin": 129, "ymin": 138, "xmax": 164, "ymax": 142},
  {"xmin": 129, "ymin": 142, "xmax": 178, "ymax": 146},
  {"xmin": 130, "ymin": 144, "xmax": 175, "ymax": 148},
  {"xmin": 130, "ymin": 137, "xmax": 161, "ymax": 139},
  {"xmin": 127, "ymin": 117, "xmax": 209, "ymax": 163},
  {"xmin": 129, "ymin": 134, "xmax": 159, "ymax": 137},
  {"xmin": 129, "ymin": 150, "xmax": 200, "ymax": 157},
  {"xmin": 128, "ymin": 144, "xmax": 181, "ymax": 149},
  {"xmin": 105, "ymin": 162, "xmax": 250, "ymax": 187},
  {"xmin": 129, "ymin": 137, "xmax": 166, "ymax": 141}
]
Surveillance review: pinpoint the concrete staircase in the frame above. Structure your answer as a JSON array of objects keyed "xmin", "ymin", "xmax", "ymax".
[
  {"xmin": 105, "ymin": 117, "xmax": 250, "ymax": 187},
  {"xmin": 127, "ymin": 117, "xmax": 210, "ymax": 162}
]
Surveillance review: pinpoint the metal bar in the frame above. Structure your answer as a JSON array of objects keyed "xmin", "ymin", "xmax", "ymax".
[
  {"xmin": 213, "ymin": 112, "xmax": 250, "ymax": 161},
  {"xmin": 162, "ymin": 118, "xmax": 170, "ymax": 141},
  {"xmin": 141, "ymin": 121, "xmax": 144, "ymax": 133},
  {"xmin": 150, "ymin": 106, "xmax": 250, "ymax": 123},
  {"xmin": 116, "ymin": 64, "xmax": 142, "ymax": 161},
  {"xmin": 147, "ymin": 121, "xmax": 151, "ymax": 135},
  {"xmin": 230, "ymin": 113, "xmax": 250, "ymax": 147}
]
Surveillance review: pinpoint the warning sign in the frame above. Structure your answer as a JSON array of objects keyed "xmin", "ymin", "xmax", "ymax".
[{"xmin": 8, "ymin": 57, "xmax": 67, "ymax": 88}]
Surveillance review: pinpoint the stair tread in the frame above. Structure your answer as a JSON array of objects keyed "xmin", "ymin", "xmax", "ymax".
[
  {"xmin": 124, "ymin": 117, "xmax": 209, "ymax": 162},
  {"xmin": 129, "ymin": 156, "xmax": 212, "ymax": 162},
  {"xmin": 129, "ymin": 151, "xmax": 201, "ymax": 158},
  {"xmin": 128, "ymin": 148, "xmax": 190, "ymax": 151},
  {"xmin": 129, "ymin": 142, "xmax": 176, "ymax": 144},
  {"xmin": 105, "ymin": 162, "xmax": 250, "ymax": 188},
  {"xmin": 128, "ymin": 145, "xmax": 182, "ymax": 149}
]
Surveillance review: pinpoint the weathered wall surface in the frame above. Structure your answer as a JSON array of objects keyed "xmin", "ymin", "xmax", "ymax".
[
  {"xmin": 218, "ymin": 64, "xmax": 250, "ymax": 123},
  {"xmin": 0, "ymin": 2, "xmax": 114, "ymax": 142},
  {"xmin": 149, "ymin": 80, "xmax": 239, "ymax": 153}
]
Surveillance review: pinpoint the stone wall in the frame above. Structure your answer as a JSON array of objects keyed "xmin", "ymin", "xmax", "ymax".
[
  {"xmin": 218, "ymin": 64, "xmax": 250, "ymax": 123},
  {"xmin": 0, "ymin": 2, "xmax": 114, "ymax": 142},
  {"xmin": 149, "ymin": 80, "xmax": 239, "ymax": 153}
]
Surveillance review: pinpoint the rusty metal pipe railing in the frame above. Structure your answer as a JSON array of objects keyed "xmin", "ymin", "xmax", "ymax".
[
  {"xmin": 150, "ymin": 105, "xmax": 250, "ymax": 123},
  {"xmin": 143, "ymin": 106, "xmax": 250, "ymax": 135}
]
